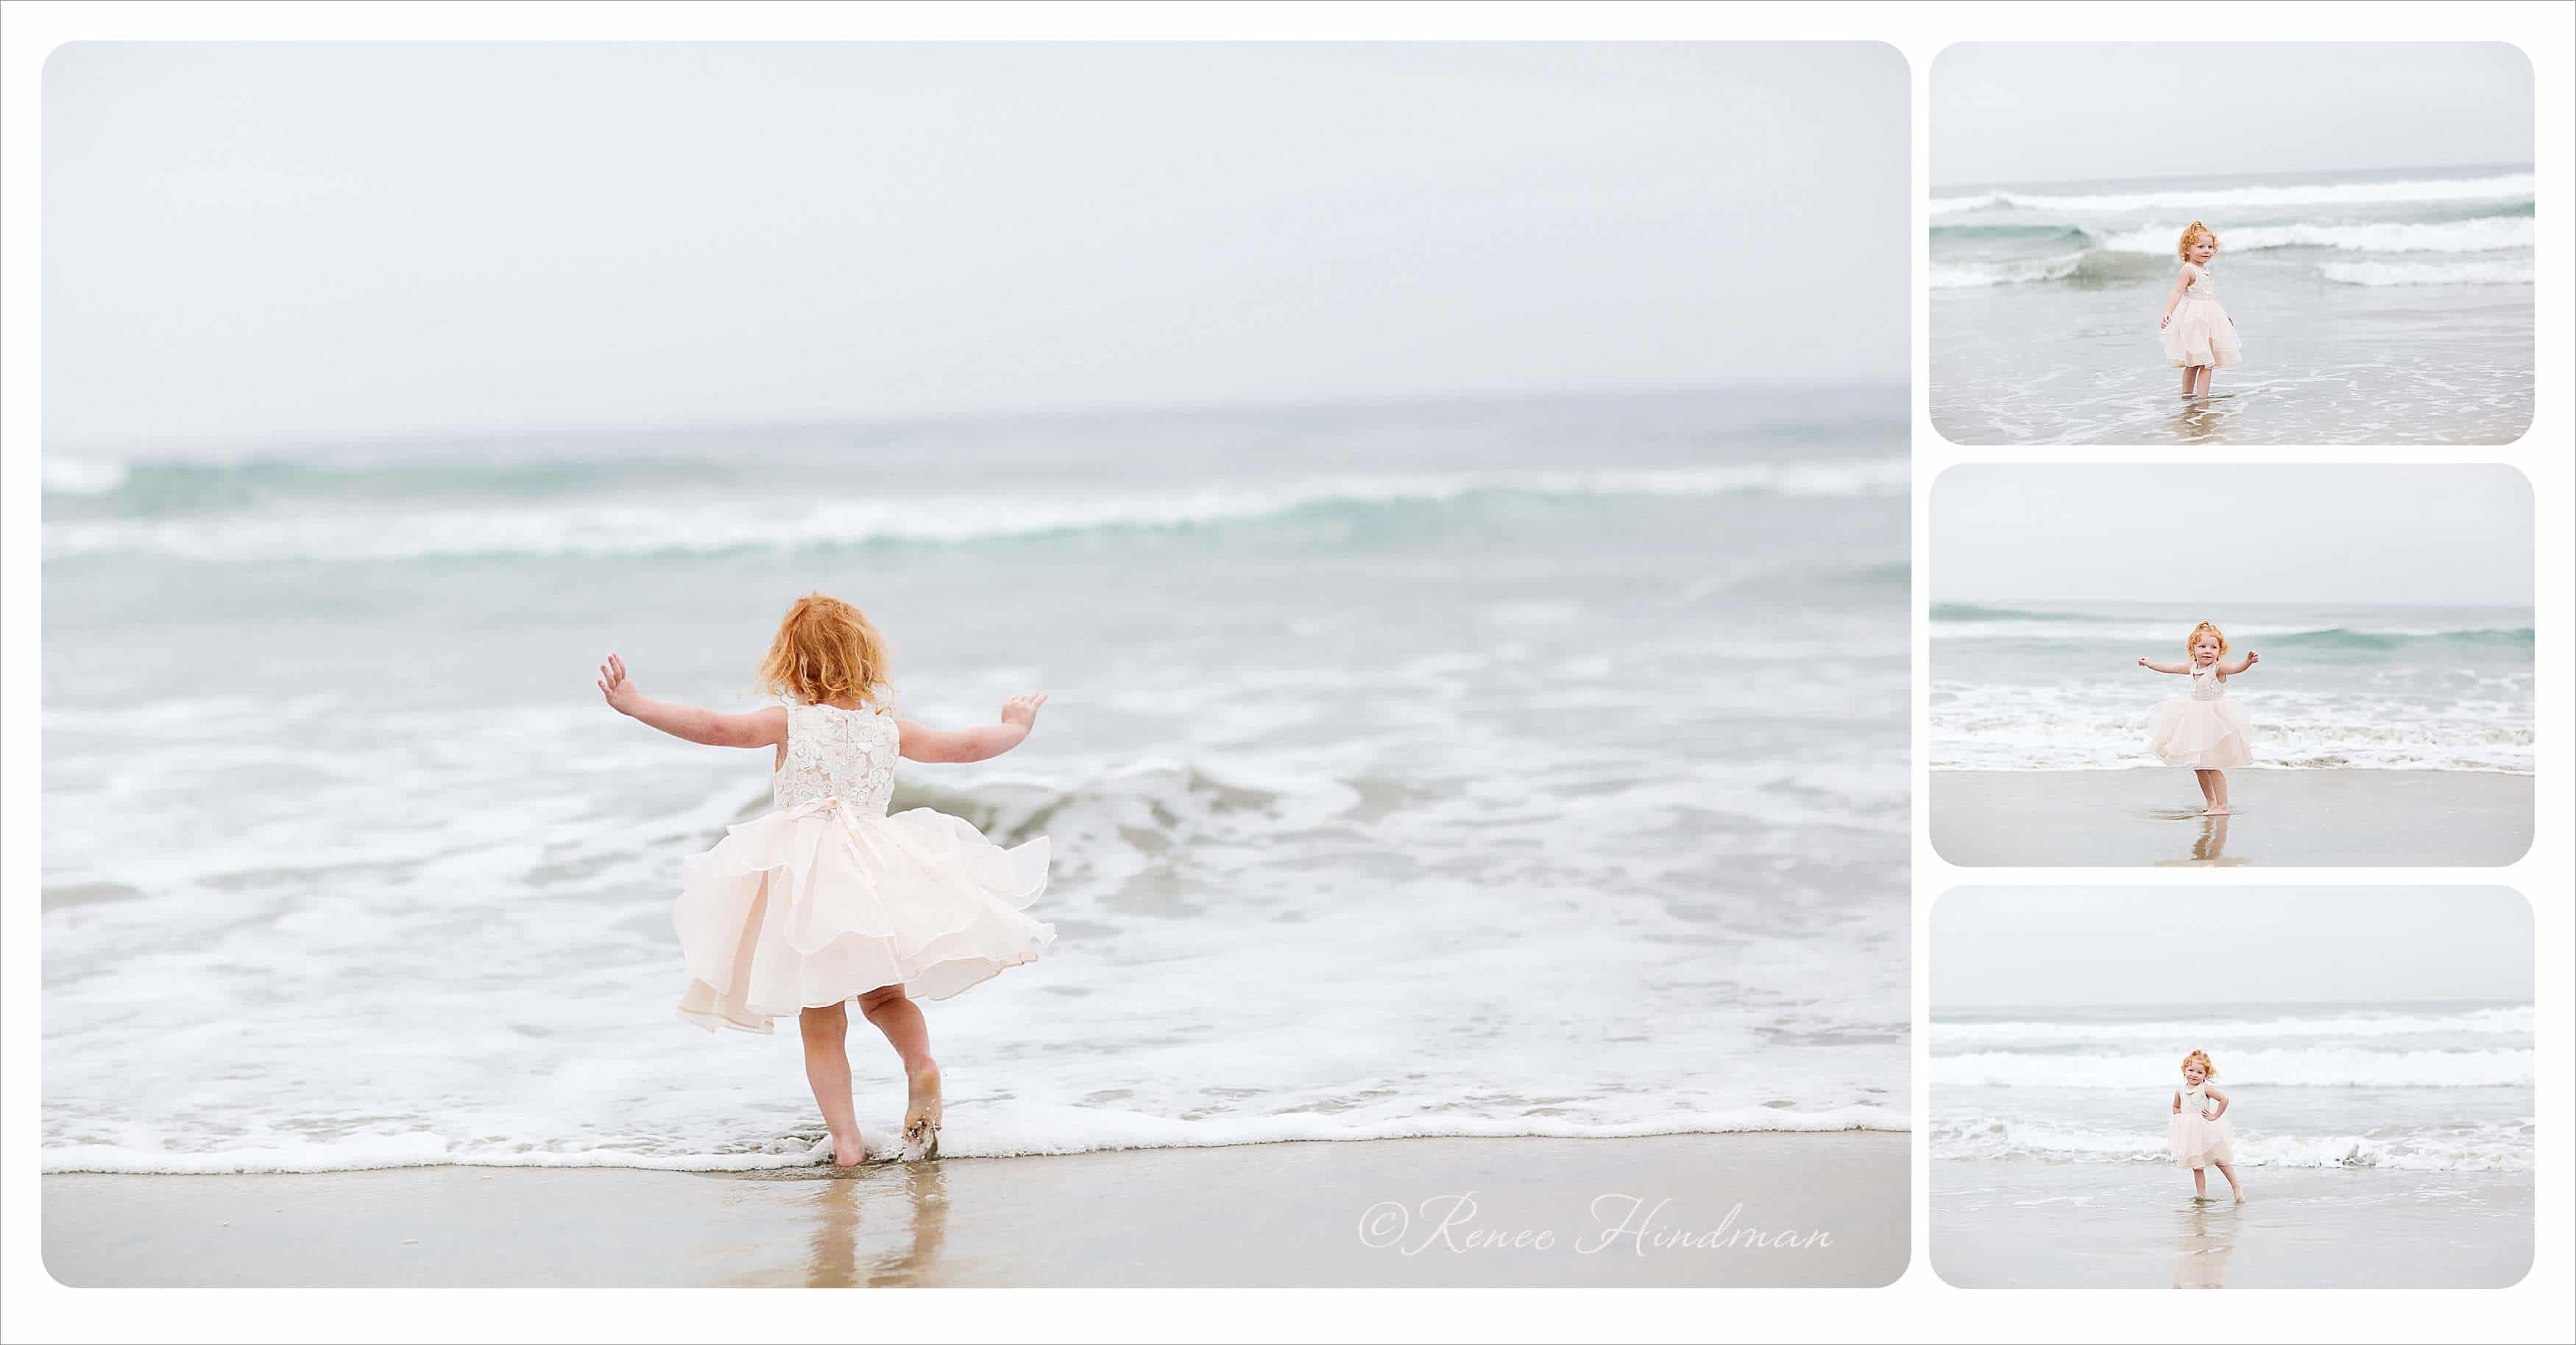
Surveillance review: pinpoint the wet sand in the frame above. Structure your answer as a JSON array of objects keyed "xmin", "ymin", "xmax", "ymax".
[
  {"xmin": 1932, "ymin": 1159, "xmax": 2533, "ymax": 1289},
  {"xmin": 1930, "ymin": 769, "xmax": 2533, "ymax": 867},
  {"xmin": 43, "ymin": 1132, "xmax": 1908, "ymax": 1288}
]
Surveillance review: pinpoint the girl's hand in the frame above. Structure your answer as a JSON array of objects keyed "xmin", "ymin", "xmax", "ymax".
[
  {"xmin": 2243, "ymin": 650, "xmax": 2259, "ymax": 667},
  {"xmin": 999, "ymin": 691, "xmax": 1048, "ymax": 730},
  {"xmin": 2159, "ymin": 315, "xmax": 2171, "ymax": 329},
  {"xmin": 2138, "ymin": 657, "xmax": 2151, "ymax": 667},
  {"xmin": 597, "ymin": 653, "xmax": 643, "ymax": 716}
]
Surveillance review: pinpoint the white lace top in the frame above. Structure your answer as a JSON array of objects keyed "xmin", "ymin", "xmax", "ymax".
[
  {"xmin": 2188, "ymin": 660, "xmax": 2228, "ymax": 702},
  {"xmin": 2179, "ymin": 262, "xmax": 2219, "ymax": 301},
  {"xmin": 774, "ymin": 696, "xmax": 900, "ymax": 816}
]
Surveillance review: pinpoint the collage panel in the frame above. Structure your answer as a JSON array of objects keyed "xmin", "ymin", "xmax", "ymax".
[
  {"xmin": 1930, "ymin": 886, "xmax": 2536, "ymax": 1291},
  {"xmin": 1928, "ymin": 463, "xmax": 2535, "ymax": 868},
  {"xmin": 34, "ymin": 40, "xmax": 1913, "ymax": 1290},
  {"xmin": 1931, "ymin": 42, "xmax": 2536, "ymax": 448}
]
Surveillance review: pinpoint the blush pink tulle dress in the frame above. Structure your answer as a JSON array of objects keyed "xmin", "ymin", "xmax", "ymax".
[
  {"xmin": 2145, "ymin": 660, "xmax": 2255, "ymax": 769},
  {"xmin": 2161, "ymin": 262, "xmax": 2243, "ymax": 370},
  {"xmin": 671, "ymin": 696, "xmax": 1052, "ymax": 1033},
  {"xmin": 2170, "ymin": 1081, "xmax": 2235, "ymax": 1170}
]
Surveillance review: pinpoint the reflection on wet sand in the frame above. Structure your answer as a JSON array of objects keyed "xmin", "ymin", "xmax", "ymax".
[
  {"xmin": 800, "ymin": 1160, "xmax": 952, "ymax": 1287},
  {"xmin": 2155, "ymin": 813, "xmax": 2248, "ymax": 868},
  {"xmin": 2170, "ymin": 393, "xmax": 2236, "ymax": 443},
  {"xmin": 2168, "ymin": 1199, "xmax": 2237, "ymax": 1289}
]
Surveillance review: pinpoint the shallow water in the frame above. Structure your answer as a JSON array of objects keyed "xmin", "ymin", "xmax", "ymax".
[
  {"xmin": 1931, "ymin": 166, "xmax": 2534, "ymax": 445},
  {"xmin": 1929, "ymin": 601, "xmax": 2534, "ymax": 773},
  {"xmin": 41, "ymin": 388, "xmax": 1911, "ymax": 1172}
]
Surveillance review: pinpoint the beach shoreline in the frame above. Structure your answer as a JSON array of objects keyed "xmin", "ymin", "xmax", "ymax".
[
  {"xmin": 42, "ymin": 1132, "xmax": 1908, "ymax": 1288},
  {"xmin": 1933, "ymin": 1159, "xmax": 2533, "ymax": 1290},
  {"xmin": 1929, "ymin": 769, "xmax": 2532, "ymax": 867}
]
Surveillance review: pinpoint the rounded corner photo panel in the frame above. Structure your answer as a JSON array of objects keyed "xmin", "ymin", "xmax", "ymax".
[
  {"xmin": 35, "ymin": 40, "xmax": 1911, "ymax": 1290},
  {"xmin": 1931, "ymin": 886, "xmax": 2536, "ymax": 1291},
  {"xmin": 1928, "ymin": 463, "xmax": 2534, "ymax": 869},
  {"xmin": 1931, "ymin": 41, "xmax": 2535, "ymax": 448}
]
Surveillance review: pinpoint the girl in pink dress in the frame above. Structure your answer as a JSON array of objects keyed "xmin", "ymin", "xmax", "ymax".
[
  {"xmin": 599, "ymin": 592, "xmax": 1053, "ymax": 1165},
  {"xmin": 2158, "ymin": 220, "xmax": 2243, "ymax": 398}
]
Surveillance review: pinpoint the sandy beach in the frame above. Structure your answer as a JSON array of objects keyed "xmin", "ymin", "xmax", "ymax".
[
  {"xmin": 1933, "ymin": 1159, "xmax": 2532, "ymax": 1290},
  {"xmin": 1929, "ymin": 769, "xmax": 2532, "ymax": 867},
  {"xmin": 43, "ymin": 1132, "xmax": 1907, "ymax": 1288}
]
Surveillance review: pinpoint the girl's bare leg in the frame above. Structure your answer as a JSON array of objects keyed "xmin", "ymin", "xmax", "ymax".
[
  {"xmin": 2182, "ymin": 365, "xmax": 2198, "ymax": 395},
  {"xmin": 2194, "ymin": 769, "xmax": 2217, "ymax": 811},
  {"xmin": 2193, "ymin": 1167, "xmax": 2208, "ymax": 1198},
  {"xmin": 2192, "ymin": 364, "xmax": 2213, "ymax": 397},
  {"xmin": 2207, "ymin": 771, "xmax": 2231, "ymax": 816},
  {"xmin": 857, "ymin": 985, "xmax": 943, "ymax": 1155},
  {"xmin": 2215, "ymin": 1162, "xmax": 2245, "ymax": 1202},
  {"xmin": 799, "ymin": 1003, "xmax": 866, "ymax": 1165}
]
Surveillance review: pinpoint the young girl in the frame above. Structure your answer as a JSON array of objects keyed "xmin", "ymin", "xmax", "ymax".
[
  {"xmin": 596, "ymin": 593, "xmax": 1055, "ymax": 1165},
  {"xmin": 2157, "ymin": 220, "xmax": 2242, "ymax": 397},
  {"xmin": 2170, "ymin": 1050, "xmax": 2245, "ymax": 1202},
  {"xmin": 2140, "ymin": 620, "xmax": 2260, "ymax": 816}
]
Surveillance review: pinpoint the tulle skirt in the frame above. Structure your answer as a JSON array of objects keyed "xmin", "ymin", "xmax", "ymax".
[
  {"xmin": 2171, "ymin": 1108, "xmax": 2234, "ymax": 1170},
  {"xmin": 2162, "ymin": 297, "xmax": 2242, "ymax": 369},
  {"xmin": 672, "ymin": 801, "xmax": 1052, "ymax": 1033},
  {"xmin": 2146, "ymin": 696, "xmax": 2255, "ymax": 769}
]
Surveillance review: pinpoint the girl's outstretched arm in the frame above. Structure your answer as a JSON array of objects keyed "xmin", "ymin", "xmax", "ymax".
[
  {"xmin": 2220, "ymin": 649, "xmax": 2260, "ymax": 677},
  {"xmin": 900, "ymin": 692, "xmax": 1048, "ymax": 763},
  {"xmin": 2203, "ymin": 1086, "xmax": 2229, "ymax": 1119},
  {"xmin": 597, "ymin": 654, "xmax": 787, "ymax": 748},
  {"xmin": 2139, "ymin": 657, "xmax": 2189, "ymax": 674}
]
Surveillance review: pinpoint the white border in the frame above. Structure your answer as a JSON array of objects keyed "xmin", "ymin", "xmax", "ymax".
[{"xmin": 4, "ymin": 3, "xmax": 2570, "ymax": 1342}]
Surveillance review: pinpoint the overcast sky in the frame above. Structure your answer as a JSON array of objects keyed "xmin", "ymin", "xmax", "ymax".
[
  {"xmin": 1933, "ymin": 465, "xmax": 2533, "ymax": 607},
  {"xmin": 43, "ymin": 41, "xmax": 1904, "ymax": 451},
  {"xmin": 1934, "ymin": 888, "xmax": 2533, "ymax": 1008},
  {"xmin": 1933, "ymin": 43, "xmax": 2535, "ymax": 188}
]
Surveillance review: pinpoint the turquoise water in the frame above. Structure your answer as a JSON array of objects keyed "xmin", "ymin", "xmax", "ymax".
[{"xmin": 41, "ymin": 388, "xmax": 1912, "ymax": 1171}]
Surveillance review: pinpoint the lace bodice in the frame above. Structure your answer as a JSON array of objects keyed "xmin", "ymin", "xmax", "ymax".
[
  {"xmin": 774, "ymin": 699, "xmax": 900, "ymax": 816},
  {"xmin": 2181, "ymin": 1083, "xmax": 2215, "ymax": 1115},
  {"xmin": 2188, "ymin": 660, "xmax": 2228, "ymax": 701},
  {"xmin": 2180, "ymin": 263, "xmax": 2218, "ymax": 300}
]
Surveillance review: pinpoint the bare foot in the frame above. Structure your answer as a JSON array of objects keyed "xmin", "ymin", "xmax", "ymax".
[
  {"xmin": 2204, "ymin": 807, "xmax": 2231, "ymax": 816},
  {"xmin": 829, "ymin": 1133, "xmax": 866, "ymax": 1166},
  {"xmin": 902, "ymin": 1063, "xmax": 944, "ymax": 1160}
]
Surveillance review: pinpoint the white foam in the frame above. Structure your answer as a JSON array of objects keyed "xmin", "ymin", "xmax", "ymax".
[
  {"xmin": 1931, "ymin": 1118, "xmax": 2532, "ymax": 1171},
  {"xmin": 1929, "ymin": 173, "xmax": 2533, "ymax": 217},
  {"xmin": 43, "ymin": 460, "xmax": 1908, "ymax": 563},
  {"xmin": 2321, "ymin": 258, "xmax": 2536, "ymax": 286},
  {"xmin": 2094, "ymin": 216, "xmax": 2534, "ymax": 256},
  {"xmin": 42, "ymin": 454, "xmax": 130, "ymax": 495},
  {"xmin": 1936, "ymin": 1006, "xmax": 2533, "ymax": 1048},
  {"xmin": 1929, "ymin": 252, "xmax": 2087, "ymax": 290},
  {"xmin": 1933, "ymin": 1048, "xmax": 2533, "ymax": 1090}
]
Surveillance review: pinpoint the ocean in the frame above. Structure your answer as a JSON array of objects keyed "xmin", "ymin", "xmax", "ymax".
[
  {"xmin": 1932, "ymin": 1000, "xmax": 2536, "ymax": 1173},
  {"xmin": 1929, "ymin": 166, "xmax": 2534, "ymax": 445},
  {"xmin": 40, "ymin": 387, "xmax": 1911, "ymax": 1173},
  {"xmin": 1929, "ymin": 601, "xmax": 2535, "ymax": 773},
  {"xmin": 1929, "ymin": 1000, "xmax": 2536, "ymax": 1288}
]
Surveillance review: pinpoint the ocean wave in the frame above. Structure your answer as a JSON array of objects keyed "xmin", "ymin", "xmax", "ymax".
[
  {"xmin": 43, "ymin": 459, "xmax": 1908, "ymax": 563},
  {"xmin": 40, "ymin": 1104, "xmax": 1908, "ymax": 1175},
  {"xmin": 2095, "ymin": 216, "xmax": 2534, "ymax": 255},
  {"xmin": 2322, "ymin": 258, "xmax": 2537, "ymax": 286},
  {"xmin": 1928, "ymin": 707, "xmax": 2534, "ymax": 774},
  {"xmin": 1930, "ymin": 616, "xmax": 2533, "ymax": 649},
  {"xmin": 1936, "ymin": 1006, "xmax": 2532, "ymax": 1048},
  {"xmin": 1933, "ymin": 1048, "xmax": 2533, "ymax": 1090},
  {"xmin": 43, "ymin": 456, "xmax": 131, "ymax": 495},
  {"xmin": 1929, "ymin": 251, "xmax": 2089, "ymax": 290},
  {"xmin": 1931, "ymin": 1118, "xmax": 2532, "ymax": 1171},
  {"xmin": 1928, "ymin": 172, "xmax": 2533, "ymax": 217}
]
